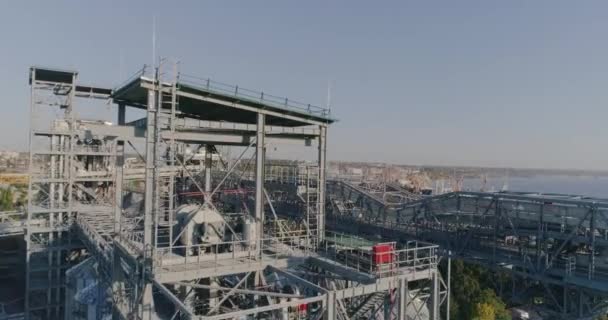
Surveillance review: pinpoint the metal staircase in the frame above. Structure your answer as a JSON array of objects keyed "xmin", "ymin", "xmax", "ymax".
[{"xmin": 349, "ymin": 292, "xmax": 385, "ymax": 319}]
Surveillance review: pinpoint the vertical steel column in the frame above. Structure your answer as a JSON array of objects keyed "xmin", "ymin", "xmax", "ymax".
[
  {"xmin": 58, "ymin": 136, "xmax": 65, "ymax": 203},
  {"xmin": 447, "ymin": 251, "xmax": 451, "ymax": 320},
  {"xmin": 255, "ymin": 113, "xmax": 265, "ymax": 255},
  {"xmin": 398, "ymin": 277, "xmax": 408, "ymax": 319},
  {"xmin": 144, "ymin": 88, "xmax": 156, "ymax": 249},
  {"xmin": 589, "ymin": 206, "xmax": 596, "ymax": 280},
  {"xmin": 141, "ymin": 285, "xmax": 155, "ymax": 320},
  {"xmin": 118, "ymin": 103, "xmax": 126, "ymax": 125},
  {"xmin": 168, "ymin": 71, "xmax": 178, "ymax": 256},
  {"xmin": 493, "ymin": 199, "xmax": 499, "ymax": 264},
  {"xmin": 578, "ymin": 289, "xmax": 583, "ymax": 317},
  {"xmin": 57, "ymin": 72, "xmax": 78, "ymax": 320},
  {"xmin": 430, "ymin": 270, "xmax": 440, "ymax": 320},
  {"xmin": 318, "ymin": 125, "xmax": 327, "ymax": 242},
  {"xmin": 25, "ymin": 69, "xmax": 36, "ymax": 319},
  {"xmin": 325, "ymin": 291, "xmax": 336, "ymax": 320},
  {"xmin": 66, "ymin": 72, "xmax": 77, "ymax": 224},
  {"xmin": 563, "ymin": 286, "xmax": 568, "ymax": 316},
  {"xmin": 114, "ymin": 141, "xmax": 124, "ymax": 235},
  {"xmin": 50, "ymin": 136, "xmax": 56, "ymax": 209},
  {"xmin": 536, "ymin": 204, "xmax": 545, "ymax": 270},
  {"xmin": 141, "ymin": 85, "xmax": 157, "ymax": 320},
  {"xmin": 205, "ymin": 145, "xmax": 213, "ymax": 193}
]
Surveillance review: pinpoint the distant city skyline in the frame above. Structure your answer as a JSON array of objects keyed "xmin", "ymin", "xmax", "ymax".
[{"xmin": 1, "ymin": 1, "xmax": 607, "ymax": 170}]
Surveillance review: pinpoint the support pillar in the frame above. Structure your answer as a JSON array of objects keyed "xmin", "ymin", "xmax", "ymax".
[
  {"xmin": 578, "ymin": 289, "xmax": 583, "ymax": 318},
  {"xmin": 205, "ymin": 145, "xmax": 213, "ymax": 193},
  {"xmin": 112, "ymin": 141, "xmax": 125, "ymax": 316},
  {"xmin": 563, "ymin": 286, "xmax": 568, "ymax": 316},
  {"xmin": 114, "ymin": 141, "xmax": 124, "ymax": 235},
  {"xmin": 140, "ymin": 284, "xmax": 155, "ymax": 320},
  {"xmin": 118, "ymin": 103, "xmax": 126, "ymax": 125},
  {"xmin": 447, "ymin": 251, "xmax": 451, "ymax": 320},
  {"xmin": 143, "ymin": 89, "xmax": 156, "ymax": 250},
  {"xmin": 589, "ymin": 207, "xmax": 596, "ymax": 280},
  {"xmin": 325, "ymin": 291, "xmax": 336, "ymax": 320},
  {"xmin": 141, "ymin": 87, "xmax": 156, "ymax": 320},
  {"xmin": 430, "ymin": 270, "xmax": 440, "ymax": 320},
  {"xmin": 398, "ymin": 277, "xmax": 408, "ymax": 320},
  {"xmin": 318, "ymin": 125, "xmax": 327, "ymax": 242},
  {"xmin": 255, "ymin": 113, "xmax": 265, "ymax": 255}
]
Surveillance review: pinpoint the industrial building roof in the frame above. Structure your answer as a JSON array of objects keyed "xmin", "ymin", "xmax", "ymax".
[
  {"xmin": 112, "ymin": 68, "xmax": 336, "ymax": 127},
  {"xmin": 29, "ymin": 66, "xmax": 77, "ymax": 84},
  {"xmin": 29, "ymin": 66, "xmax": 336, "ymax": 127},
  {"xmin": 29, "ymin": 66, "xmax": 113, "ymax": 98}
]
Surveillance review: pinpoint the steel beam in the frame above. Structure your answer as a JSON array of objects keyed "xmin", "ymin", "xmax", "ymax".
[
  {"xmin": 153, "ymin": 280, "xmax": 193, "ymax": 318},
  {"xmin": 118, "ymin": 103, "xmax": 126, "ymax": 125},
  {"xmin": 255, "ymin": 113, "xmax": 265, "ymax": 256},
  {"xmin": 318, "ymin": 125, "xmax": 327, "ymax": 242},
  {"xmin": 200, "ymin": 295, "xmax": 325, "ymax": 320}
]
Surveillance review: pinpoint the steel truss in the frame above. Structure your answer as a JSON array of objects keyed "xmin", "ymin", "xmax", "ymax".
[
  {"xmin": 22, "ymin": 62, "xmax": 445, "ymax": 319},
  {"xmin": 20, "ymin": 60, "xmax": 447, "ymax": 320},
  {"xmin": 328, "ymin": 183, "xmax": 608, "ymax": 319},
  {"xmin": 26, "ymin": 67, "xmax": 118, "ymax": 319}
]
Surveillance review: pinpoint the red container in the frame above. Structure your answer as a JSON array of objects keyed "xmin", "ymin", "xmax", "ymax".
[{"xmin": 373, "ymin": 244, "xmax": 394, "ymax": 264}]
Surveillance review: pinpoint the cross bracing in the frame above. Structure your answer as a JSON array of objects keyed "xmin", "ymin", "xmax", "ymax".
[
  {"xmin": 328, "ymin": 179, "xmax": 608, "ymax": 319},
  {"xmin": 15, "ymin": 63, "xmax": 443, "ymax": 320}
]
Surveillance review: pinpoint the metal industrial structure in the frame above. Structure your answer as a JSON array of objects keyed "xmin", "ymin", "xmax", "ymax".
[
  {"xmin": 12, "ymin": 63, "xmax": 446, "ymax": 320},
  {"xmin": 329, "ymin": 179, "xmax": 608, "ymax": 319}
]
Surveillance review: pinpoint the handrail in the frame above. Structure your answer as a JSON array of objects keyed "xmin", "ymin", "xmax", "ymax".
[
  {"xmin": 113, "ymin": 65, "xmax": 148, "ymax": 92},
  {"xmin": 179, "ymin": 74, "xmax": 332, "ymax": 118},
  {"xmin": 154, "ymin": 233, "xmax": 313, "ymax": 268},
  {"xmin": 322, "ymin": 231, "xmax": 438, "ymax": 278}
]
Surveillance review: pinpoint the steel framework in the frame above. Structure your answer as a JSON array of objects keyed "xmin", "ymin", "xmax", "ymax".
[
  {"xmin": 328, "ymin": 178, "xmax": 608, "ymax": 319},
  {"xmin": 18, "ymin": 63, "xmax": 444, "ymax": 320}
]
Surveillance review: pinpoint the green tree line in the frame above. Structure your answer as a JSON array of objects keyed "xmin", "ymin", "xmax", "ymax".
[{"xmin": 442, "ymin": 259, "xmax": 511, "ymax": 320}]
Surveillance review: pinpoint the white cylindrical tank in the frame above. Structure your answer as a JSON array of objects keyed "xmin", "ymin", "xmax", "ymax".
[{"xmin": 176, "ymin": 204, "xmax": 226, "ymax": 249}]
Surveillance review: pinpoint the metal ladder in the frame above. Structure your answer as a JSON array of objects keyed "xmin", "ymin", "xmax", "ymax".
[
  {"xmin": 299, "ymin": 165, "xmax": 319, "ymax": 243},
  {"xmin": 154, "ymin": 61, "xmax": 179, "ymax": 250}
]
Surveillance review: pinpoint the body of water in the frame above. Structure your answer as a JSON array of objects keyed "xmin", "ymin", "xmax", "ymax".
[{"xmin": 461, "ymin": 175, "xmax": 608, "ymax": 199}]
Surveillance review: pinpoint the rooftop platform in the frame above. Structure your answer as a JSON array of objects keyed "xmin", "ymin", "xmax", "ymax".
[
  {"xmin": 113, "ymin": 67, "xmax": 337, "ymax": 127},
  {"xmin": 29, "ymin": 66, "xmax": 112, "ymax": 99}
]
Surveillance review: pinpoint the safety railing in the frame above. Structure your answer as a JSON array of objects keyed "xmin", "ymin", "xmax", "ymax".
[
  {"xmin": 0, "ymin": 211, "xmax": 24, "ymax": 222},
  {"xmin": 27, "ymin": 217, "xmax": 72, "ymax": 231},
  {"xmin": 74, "ymin": 215, "xmax": 113, "ymax": 264},
  {"xmin": 114, "ymin": 65, "xmax": 333, "ymax": 118},
  {"xmin": 171, "ymin": 118, "xmax": 321, "ymax": 136},
  {"xmin": 322, "ymin": 231, "xmax": 438, "ymax": 278},
  {"xmin": 550, "ymin": 255, "xmax": 608, "ymax": 283},
  {"xmin": 179, "ymin": 74, "xmax": 332, "ymax": 118},
  {"xmin": 116, "ymin": 217, "xmax": 145, "ymax": 254},
  {"xmin": 113, "ymin": 65, "xmax": 148, "ymax": 92},
  {"xmin": 0, "ymin": 211, "xmax": 25, "ymax": 236},
  {"xmin": 384, "ymin": 243, "xmax": 438, "ymax": 278},
  {"xmin": 72, "ymin": 144, "xmax": 116, "ymax": 154},
  {"xmin": 73, "ymin": 199, "xmax": 114, "ymax": 209},
  {"xmin": 153, "ymin": 233, "xmax": 313, "ymax": 269}
]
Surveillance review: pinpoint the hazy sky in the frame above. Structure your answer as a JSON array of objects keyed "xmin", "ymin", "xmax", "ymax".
[{"xmin": 1, "ymin": 1, "xmax": 607, "ymax": 170}]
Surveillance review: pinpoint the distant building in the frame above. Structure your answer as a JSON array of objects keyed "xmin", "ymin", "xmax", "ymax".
[{"xmin": 0, "ymin": 151, "xmax": 28, "ymax": 173}]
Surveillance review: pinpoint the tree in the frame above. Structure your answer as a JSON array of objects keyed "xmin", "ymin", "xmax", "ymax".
[
  {"xmin": 475, "ymin": 289, "xmax": 511, "ymax": 320},
  {"xmin": 0, "ymin": 188, "xmax": 14, "ymax": 211},
  {"xmin": 444, "ymin": 260, "xmax": 511, "ymax": 320},
  {"xmin": 472, "ymin": 302, "xmax": 495, "ymax": 320}
]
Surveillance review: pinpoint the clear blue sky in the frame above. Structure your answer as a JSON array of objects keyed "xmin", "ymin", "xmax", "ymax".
[{"xmin": 1, "ymin": 1, "xmax": 607, "ymax": 170}]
